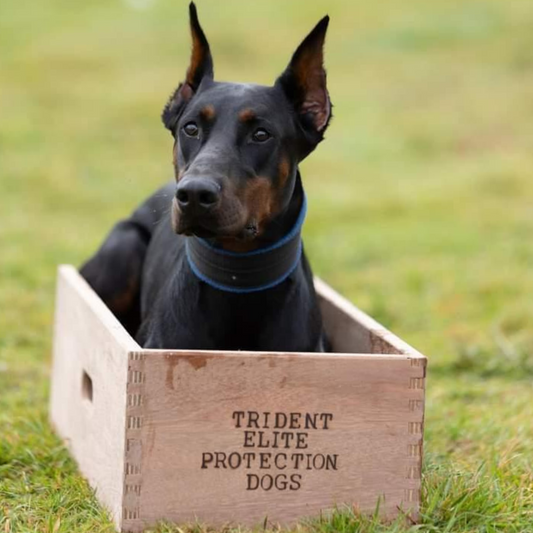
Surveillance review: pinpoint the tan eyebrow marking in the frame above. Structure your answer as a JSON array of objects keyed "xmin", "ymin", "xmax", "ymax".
[
  {"xmin": 199, "ymin": 104, "xmax": 215, "ymax": 120},
  {"xmin": 239, "ymin": 108, "xmax": 256, "ymax": 122}
]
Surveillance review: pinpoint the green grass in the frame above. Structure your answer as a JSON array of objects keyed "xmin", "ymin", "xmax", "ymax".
[{"xmin": 1, "ymin": 0, "xmax": 533, "ymax": 531}]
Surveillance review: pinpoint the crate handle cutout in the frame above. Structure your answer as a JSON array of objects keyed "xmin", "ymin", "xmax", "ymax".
[{"xmin": 81, "ymin": 370, "xmax": 93, "ymax": 403}]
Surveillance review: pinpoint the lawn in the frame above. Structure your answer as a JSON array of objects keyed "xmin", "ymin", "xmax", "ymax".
[{"xmin": 1, "ymin": 0, "xmax": 533, "ymax": 531}]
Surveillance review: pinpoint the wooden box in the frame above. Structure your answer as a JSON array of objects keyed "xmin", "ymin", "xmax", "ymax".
[{"xmin": 50, "ymin": 265, "xmax": 426, "ymax": 533}]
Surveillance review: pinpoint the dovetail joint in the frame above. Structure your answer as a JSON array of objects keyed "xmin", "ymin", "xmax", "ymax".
[
  {"xmin": 125, "ymin": 484, "xmax": 142, "ymax": 495},
  {"xmin": 408, "ymin": 399, "xmax": 423, "ymax": 411},
  {"xmin": 409, "ymin": 377, "xmax": 424, "ymax": 390},
  {"xmin": 407, "ymin": 466, "xmax": 421, "ymax": 479},
  {"xmin": 124, "ymin": 354, "xmax": 144, "ymax": 523},
  {"xmin": 126, "ymin": 438, "xmax": 140, "ymax": 452},
  {"xmin": 408, "ymin": 442, "xmax": 422, "ymax": 457},
  {"xmin": 127, "ymin": 416, "xmax": 143, "ymax": 429},
  {"xmin": 128, "ymin": 370, "xmax": 145, "ymax": 384},
  {"xmin": 123, "ymin": 507, "xmax": 139, "ymax": 520},
  {"xmin": 408, "ymin": 422, "xmax": 423, "ymax": 435},
  {"xmin": 127, "ymin": 393, "xmax": 143, "ymax": 407},
  {"xmin": 125, "ymin": 462, "xmax": 141, "ymax": 475},
  {"xmin": 404, "ymin": 489, "xmax": 417, "ymax": 503}
]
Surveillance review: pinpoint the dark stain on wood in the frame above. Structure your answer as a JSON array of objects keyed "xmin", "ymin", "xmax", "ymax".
[
  {"xmin": 165, "ymin": 357, "xmax": 179, "ymax": 390},
  {"xmin": 184, "ymin": 355, "xmax": 210, "ymax": 370}
]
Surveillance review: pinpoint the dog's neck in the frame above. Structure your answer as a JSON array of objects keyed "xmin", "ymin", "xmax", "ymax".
[{"xmin": 185, "ymin": 173, "xmax": 306, "ymax": 293}]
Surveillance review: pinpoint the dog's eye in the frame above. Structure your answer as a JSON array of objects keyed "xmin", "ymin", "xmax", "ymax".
[
  {"xmin": 183, "ymin": 122, "xmax": 199, "ymax": 138},
  {"xmin": 252, "ymin": 128, "xmax": 271, "ymax": 143}
]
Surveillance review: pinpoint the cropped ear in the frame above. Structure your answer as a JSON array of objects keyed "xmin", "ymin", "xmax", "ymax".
[
  {"xmin": 162, "ymin": 2, "xmax": 214, "ymax": 133},
  {"xmin": 276, "ymin": 16, "xmax": 332, "ymax": 149}
]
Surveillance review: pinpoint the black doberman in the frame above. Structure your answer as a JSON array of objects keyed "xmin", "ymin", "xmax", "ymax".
[{"xmin": 80, "ymin": 3, "xmax": 332, "ymax": 351}]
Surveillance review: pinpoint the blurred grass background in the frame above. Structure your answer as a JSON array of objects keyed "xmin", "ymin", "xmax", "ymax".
[{"xmin": 1, "ymin": 0, "xmax": 533, "ymax": 531}]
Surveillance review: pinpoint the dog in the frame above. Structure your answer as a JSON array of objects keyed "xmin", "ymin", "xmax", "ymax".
[{"xmin": 80, "ymin": 3, "xmax": 332, "ymax": 352}]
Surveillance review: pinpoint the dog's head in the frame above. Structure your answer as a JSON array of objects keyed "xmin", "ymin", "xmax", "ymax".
[{"xmin": 162, "ymin": 3, "xmax": 331, "ymax": 245}]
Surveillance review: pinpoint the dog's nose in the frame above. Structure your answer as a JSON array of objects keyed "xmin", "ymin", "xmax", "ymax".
[{"xmin": 176, "ymin": 179, "xmax": 220, "ymax": 214}]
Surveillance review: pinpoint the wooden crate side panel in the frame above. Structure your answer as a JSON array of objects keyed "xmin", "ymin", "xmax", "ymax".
[
  {"xmin": 125, "ymin": 351, "xmax": 425, "ymax": 531},
  {"xmin": 49, "ymin": 266, "xmax": 135, "ymax": 527},
  {"xmin": 315, "ymin": 278, "xmax": 424, "ymax": 358}
]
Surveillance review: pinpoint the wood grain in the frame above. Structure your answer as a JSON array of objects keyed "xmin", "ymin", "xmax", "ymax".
[{"xmin": 50, "ymin": 266, "xmax": 426, "ymax": 532}]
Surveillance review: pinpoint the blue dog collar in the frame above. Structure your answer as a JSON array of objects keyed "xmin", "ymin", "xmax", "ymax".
[{"xmin": 186, "ymin": 195, "xmax": 307, "ymax": 293}]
